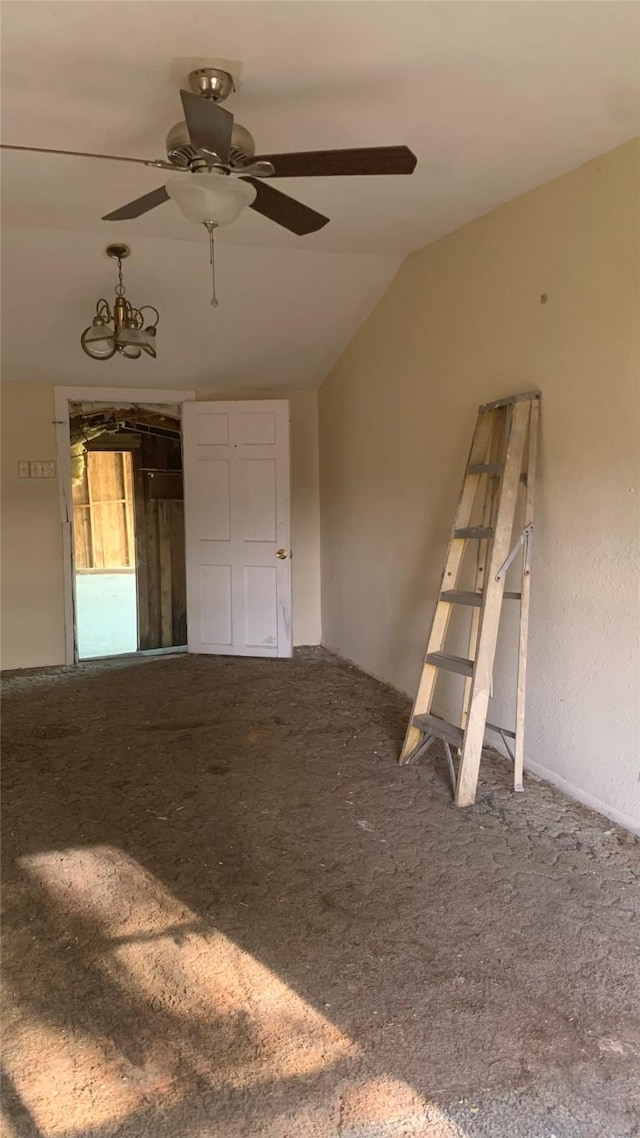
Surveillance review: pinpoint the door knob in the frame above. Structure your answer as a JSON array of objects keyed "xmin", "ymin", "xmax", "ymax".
[{"xmin": 276, "ymin": 549, "xmax": 288, "ymax": 559}]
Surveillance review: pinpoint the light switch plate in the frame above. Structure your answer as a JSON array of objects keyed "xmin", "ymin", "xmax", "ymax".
[
  {"xmin": 18, "ymin": 461, "xmax": 30, "ymax": 478},
  {"xmin": 29, "ymin": 461, "xmax": 56, "ymax": 478}
]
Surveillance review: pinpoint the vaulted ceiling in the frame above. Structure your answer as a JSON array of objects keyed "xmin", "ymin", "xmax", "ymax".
[{"xmin": 2, "ymin": 1, "xmax": 638, "ymax": 389}]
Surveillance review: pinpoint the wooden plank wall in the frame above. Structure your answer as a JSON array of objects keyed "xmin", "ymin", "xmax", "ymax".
[
  {"xmin": 72, "ymin": 452, "xmax": 135, "ymax": 570},
  {"xmin": 136, "ymin": 497, "xmax": 187, "ymax": 648},
  {"xmin": 134, "ymin": 433, "xmax": 186, "ymax": 649}
]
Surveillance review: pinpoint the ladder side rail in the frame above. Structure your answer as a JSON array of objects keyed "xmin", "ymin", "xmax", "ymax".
[
  {"xmin": 454, "ymin": 399, "xmax": 531, "ymax": 805},
  {"xmin": 513, "ymin": 396, "xmax": 540, "ymax": 791},
  {"xmin": 461, "ymin": 407, "xmax": 506, "ymax": 733}
]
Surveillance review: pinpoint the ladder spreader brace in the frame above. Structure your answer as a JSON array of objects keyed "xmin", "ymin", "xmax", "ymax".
[
  {"xmin": 496, "ymin": 523, "xmax": 533, "ymax": 582},
  {"xmin": 400, "ymin": 391, "xmax": 540, "ymax": 806}
]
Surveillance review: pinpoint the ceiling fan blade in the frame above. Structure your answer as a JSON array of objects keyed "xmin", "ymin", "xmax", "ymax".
[
  {"xmin": 241, "ymin": 177, "xmax": 329, "ymax": 235},
  {"xmin": 253, "ymin": 146, "xmax": 417, "ymax": 178},
  {"xmin": 0, "ymin": 143, "xmax": 175, "ymax": 169},
  {"xmin": 180, "ymin": 91, "xmax": 233, "ymax": 164},
  {"xmin": 102, "ymin": 185, "xmax": 170, "ymax": 221}
]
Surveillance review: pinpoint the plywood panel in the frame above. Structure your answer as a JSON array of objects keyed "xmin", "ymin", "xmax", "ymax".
[
  {"xmin": 135, "ymin": 432, "xmax": 186, "ymax": 652},
  {"xmin": 170, "ymin": 502, "xmax": 187, "ymax": 646},
  {"xmin": 72, "ymin": 467, "xmax": 89, "ymax": 506},
  {"xmin": 133, "ymin": 450, "xmax": 149, "ymax": 651},
  {"xmin": 76, "ymin": 451, "xmax": 135, "ymax": 571},
  {"xmin": 146, "ymin": 471, "xmax": 183, "ymax": 501},
  {"xmin": 72, "ymin": 506, "xmax": 93, "ymax": 570},
  {"xmin": 144, "ymin": 498, "xmax": 161, "ymax": 647},
  {"xmin": 158, "ymin": 501, "xmax": 173, "ymax": 648}
]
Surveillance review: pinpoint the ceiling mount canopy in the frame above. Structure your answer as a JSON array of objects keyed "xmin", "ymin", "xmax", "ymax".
[
  {"xmin": 80, "ymin": 244, "xmax": 159, "ymax": 361},
  {"xmin": 188, "ymin": 66, "xmax": 236, "ymax": 104}
]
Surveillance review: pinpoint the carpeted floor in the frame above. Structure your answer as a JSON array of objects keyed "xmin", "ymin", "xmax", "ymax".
[{"xmin": 2, "ymin": 648, "xmax": 638, "ymax": 1138}]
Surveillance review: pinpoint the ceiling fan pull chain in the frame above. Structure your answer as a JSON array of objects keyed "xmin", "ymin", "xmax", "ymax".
[{"xmin": 204, "ymin": 221, "xmax": 219, "ymax": 308}]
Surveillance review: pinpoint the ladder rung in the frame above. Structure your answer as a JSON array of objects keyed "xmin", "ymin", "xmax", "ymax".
[
  {"xmin": 467, "ymin": 463, "xmax": 502, "ymax": 475},
  {"xmin": 454, "ymin": 526, "xmax": 494, "ymax": 540},
  {"xmin": 440, "ymin": 590, "xmax": 483, "ymax": 607},
  {"xmin": 486, "ymin": 722, "xmax": 516, "ymax": 740},
  {"xmin": 426, "ymin": 652, "xmax": 474, "ymax": 677},
  {"xmin": 414, "ymin": 716, "xmax": 517, "ymax": 747},
  {"xmin": 414, "ymin": 713, "xmax": 464, "ymax": 748},
  {"xmin": 504, "ymin": 591, "xmax": 522, "ymax": 600}
]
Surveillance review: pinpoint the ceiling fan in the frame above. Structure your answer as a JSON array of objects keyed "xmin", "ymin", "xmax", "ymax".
[{"xmin": 1, "ymin": 67, "xmax": 418, "ymax": 236}]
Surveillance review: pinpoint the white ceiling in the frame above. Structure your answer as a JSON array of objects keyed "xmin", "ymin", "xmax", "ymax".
[
  {"xmin": 2, "ymin": 1, "xmax": 638, "ymax": 389},
  {"xmin": 0, "ymin": 226, "xmax": 398, "ymax": 389}
]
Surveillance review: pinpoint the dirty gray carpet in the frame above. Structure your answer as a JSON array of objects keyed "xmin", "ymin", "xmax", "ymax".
[{"xmin": 1, "ymin": 648, "xmax": 638, "ymax": 1138}]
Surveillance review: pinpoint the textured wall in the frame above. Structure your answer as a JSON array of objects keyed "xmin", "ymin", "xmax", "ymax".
[{"xmin": 319, "ymin": 139, "xmax": 640, "ymax": 831}]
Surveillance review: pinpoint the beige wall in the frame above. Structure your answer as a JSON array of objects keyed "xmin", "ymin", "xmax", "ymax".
[
  {"xmin": 319, "ymin": 139, "xmax": 640, "ymax": 831},
  {"xmin": 1, "ymin": 383, "xmax": 66, "ymax": 669},
  {"xmin": 1, "ymin": 385, "xmax": 321, "ymax": 670}
]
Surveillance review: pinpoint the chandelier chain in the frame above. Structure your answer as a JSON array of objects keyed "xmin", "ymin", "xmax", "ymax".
[{"xmin": 115, "ymin": 256, "xmax": 126, "ymax": 297}]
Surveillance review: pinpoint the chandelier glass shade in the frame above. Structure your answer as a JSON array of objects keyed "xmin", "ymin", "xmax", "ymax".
[{"xmin": 80, "ymin": 246, "xmax": 159, "ymax": 361}]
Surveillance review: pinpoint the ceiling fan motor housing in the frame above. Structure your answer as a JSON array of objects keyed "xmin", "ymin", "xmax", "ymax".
[{"xmin": 165, "ymin": 120, "xmax": 256, "ymax": 169}]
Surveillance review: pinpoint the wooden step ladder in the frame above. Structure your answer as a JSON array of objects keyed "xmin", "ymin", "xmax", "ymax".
[{"xmin": 400, "ymin": 391, "xmax": 540, "ymax": 806}]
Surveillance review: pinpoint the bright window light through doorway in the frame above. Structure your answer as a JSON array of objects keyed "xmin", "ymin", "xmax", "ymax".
[{"xmin": 72, "ymin": 450, "xmax": 138, "ymax": 659}]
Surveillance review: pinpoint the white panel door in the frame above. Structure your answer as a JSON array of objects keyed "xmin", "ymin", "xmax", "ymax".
[{"xmin": 183, "ymin": 400, "xmax": 292, "ymax": 657}]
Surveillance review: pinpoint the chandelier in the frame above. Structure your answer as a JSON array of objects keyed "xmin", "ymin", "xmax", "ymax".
[{"xmin": 80, "ymin": 244, "xmax": 159, "ymax": 360}]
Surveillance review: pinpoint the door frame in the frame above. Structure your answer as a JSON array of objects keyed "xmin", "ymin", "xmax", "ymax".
[{"xmin": 54, "ymin": 386, "xmax": 195, "ymax": 665}]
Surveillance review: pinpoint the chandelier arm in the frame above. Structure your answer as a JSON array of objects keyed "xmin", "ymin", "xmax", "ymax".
[
  {"xmin": 95, "ymin": 298, "xmax": 112, "ymax": 321},
  {"xmin": 127, "ymin": 307, "xmax": 145, "ymax": 329},
  {"xmin": 138, "ymin": 305, "xmax": 160, "ymax": 329}
]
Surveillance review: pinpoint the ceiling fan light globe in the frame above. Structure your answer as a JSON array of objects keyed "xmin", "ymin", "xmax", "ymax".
[{"xmin": 166, "ymin": 172, "xmax": 256, "ymax": 226}]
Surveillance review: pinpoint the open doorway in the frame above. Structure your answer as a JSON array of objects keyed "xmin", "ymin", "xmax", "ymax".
[
  {"xmin": 73, "ymin": 449, "xmax": 137, "ymax": 657},
  {"xmin": 69, "ymin": 402, "xmax": 186, "ymax": 660}
]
